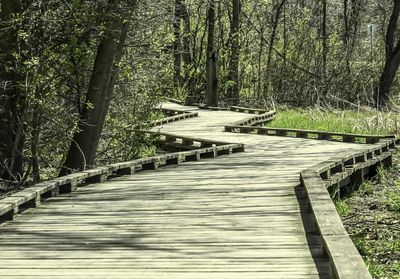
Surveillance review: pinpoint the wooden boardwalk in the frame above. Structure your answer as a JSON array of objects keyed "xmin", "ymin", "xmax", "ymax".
[{"xmin": 0, "ymin": 102, "xmax": 368, "ymax": 278}]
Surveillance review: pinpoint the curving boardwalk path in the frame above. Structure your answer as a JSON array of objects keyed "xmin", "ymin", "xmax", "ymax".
[{"xmin": 0, "ymin": 102, "xmax": 368, "ymax": 278}]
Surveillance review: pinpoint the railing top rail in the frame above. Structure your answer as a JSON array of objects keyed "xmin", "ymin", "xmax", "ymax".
[{"xmin": 225, "ymin": 125, "xmax": 395, "ymax": 139}]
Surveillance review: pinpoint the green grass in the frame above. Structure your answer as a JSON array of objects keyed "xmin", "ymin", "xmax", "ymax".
[
  {"xmin": 268, "ymin": 108, "xmax": 398, "ymax": 136},
  {"xmin": 355, "ymin": 237, "xmax": 400, "ymax": 278},
  {"xmin": 388, "ymin": 182, "xmax": 400, "ymax": 212},
  {"xmin": 359, "ymin": 180, "xmax": 375, "ymax": 196},
  {"xmin": 335, "ymin": 200, "xmax": 350, "ymax": 216}
]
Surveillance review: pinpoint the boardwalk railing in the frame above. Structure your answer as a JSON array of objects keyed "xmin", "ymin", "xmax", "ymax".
[
  {"xmin": 227, "ymin": 110, "xmax": 276, "ymax": 127},
  {"xmin": 224, "ymin": 112, "xmax": 397, "ymax": 279},
  {"xmin": 301, "ymin": 138, "xmax": 396, "ymax": 279},
  {"xmin": 225, "ymin": 125, "xmax": 395, "ymax": 144},
  {"xmin": 0, "ymin": 108, "xmax": 244, "ymax": 224},
  {"xmin": 163, "ymin": 97, "xmax": 276, "ymax": 116},
  {"xmin": 155, "ymin": 131, "xmax": 238, "ymax": 152},
  {"xmin": 0, "ymin": 132, "xmax": 244, "ymax": 224},
  {"xmin": 163, "ymin": 97, "xmax": 185, "ymax": 105},
  {"xmin": 230, "ymin": 106, "xmax": 270, "ymax": 114},
  {"xmin": 152, "ymin": 108, "xmax": 198, "ymax": 126}
]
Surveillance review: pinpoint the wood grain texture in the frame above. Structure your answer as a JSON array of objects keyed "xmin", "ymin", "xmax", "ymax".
[{"xmin": 0, "ymin": 102, "xmax": 369, "ymax": 278}]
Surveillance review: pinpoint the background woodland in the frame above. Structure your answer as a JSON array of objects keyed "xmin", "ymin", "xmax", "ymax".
[{"xmin": 1, "ymin": 0, "xmax": 400, "ymax": 183}]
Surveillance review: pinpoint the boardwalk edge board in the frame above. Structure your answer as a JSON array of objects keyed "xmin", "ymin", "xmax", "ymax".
[
  {"xmin": 0, "ymin": 126, "xmax": 244, "ymax": 225},
  {"xmin": 225, "ymin": 125, "xmax": 396, "ymax": 144},
  {"xmin": 300, "ymin": 138, "xmax": 396, "ymax": 279},
  {"xmin": 163, "ymin": 97, "xmax": 276, "ymax": 114},
  {"xmin": 230, "ymin": 111, "xmax": 277, "ymax": 127},
  {"xmin": 163, "ymin": 97, "xmax": 185, "ymax": 105},
  {"xmin": 151, "ymin": 108, "xmax": 199, "ymax": 126}
]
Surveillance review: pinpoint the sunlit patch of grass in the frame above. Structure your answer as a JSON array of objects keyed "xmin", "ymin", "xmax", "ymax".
[
  {"xmin": 354, "ymin": 237, "xmax": 400, "ymax": 278},
  {"xmin": 359, "ymin": 180, "xmax": 375, "ymax": 196},
  {"xmin": 366, "ymin": 259, "xmax": 388, "ymax": 278},
  {"xmin": 335, "ymin": 200, "xmax": 350, "ymax": 217},
  {"xmin": 375, "ymin": 165, "xmax": 387, "ymax": 184},
  {"xmin": 268, "ymin": 108, "xmax": 398, "ymax": 136},
  {"xmin": 388, "ymin": 192, "xmax": 400, "ymax": 212},
  {"xmin": 387, "ymin": 182, "xmax": 400, "ymax": 212}
]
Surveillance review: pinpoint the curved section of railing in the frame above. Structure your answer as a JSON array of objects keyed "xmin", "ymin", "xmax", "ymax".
[
  {"xmin": 0, "ymin": 107, "xmax": 243, "ymax": 224},
  {"xmin": 230, "ymin": 106, "xmax": 270, "ymax": 114},
  {"xmin": 152, "ymin": 108, "xmax": 198, "ymax": 126},
  {"xmin": 164, "ymin": 97, "xmax": 276, "ymax": 114},
  {"xmin": 0, "ymin": 131, "xmax": 244, "ymax": 224},
  {"xmin": 230, "ymin": 110, "xmax": 276, "ymax": 126},
  {"xmin": 301, "ymin": 138, "xmax": 395, "ymax": 279},
  {"xmin": 224, "ymin": 126, "xmax": 394, "ymax": 144},
  {"xmin": 224, "ymin": 115, "xmax": 397, "ymax": 279},
  {"xmin": 163, "ymin": 97, "xmax": 184, "ymax": 105}
]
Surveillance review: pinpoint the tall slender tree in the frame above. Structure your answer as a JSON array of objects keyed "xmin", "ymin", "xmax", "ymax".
[
  {"xmin": 319, "ymin": 0, "xmax": 328, "ymax": 106},
  {"xmin": 227, "ymin": 0, "xmax": 240, "ymax": 105},
  {"xmin": 173, "ymin": 0, "xmax": 182, "ymax": 89},
  {"xmin": 264, "ymin": 0, "xmax": 287, "ymax": 99},
  {"xmin": 206, "ymin": 0, "xmax": 218, "ymax": 107}
]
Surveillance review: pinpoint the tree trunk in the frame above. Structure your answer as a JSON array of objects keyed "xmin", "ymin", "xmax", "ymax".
[
  {"xmin": 206, "ymin": 0, "xmax": 218, "ymax": 107},
  {"xmin": 256, "ymin": 25, "xmax": 265, "ymax": 99},
  {"xmin": 319, "ymin": 0, "xmax": 328, "ymax": 106},
  {"xmin": 375, "ymin": 0, "xmax": 400, "ymax": 108},
  {"xmin": 376, "ymin": 52, "xmax": 400, "ymax": 108},
  {"xmin": 263, "ymin": 0, "xmax": 286, "ymax": 99},
  {"xmin": 173, "ymin": 0, "xmax": 182, "ymax": 89},
  {"xmin": 59, "ymin": 9, "xmax": 129, "ymax": 176},
  {"xmin": 0, "ymin": 0, "xmax": 31, "ymax": 180},
  {"xmin": 30, "ymin": 111, "xmax": 41, "ymax": 183},
  {"xmin": 227, "ymin": 0, "xmax": 240, "ymax": 105},
  {"xmin": 180, "ymin": 0, "xmax": 193, "ymax": 103},
  {"xmin": 174, "ymin": 0, "xmax": 193, "ymax": 101},
  {"xmin": 343, "ymin": 0, "xmax": 351, "ymax": 74},
  {"xmin": 93, "ymin": 22, "xmax": 129, "ymax": 158},
  {"xmin": 179, "ymin": 0, "xmax": 192, "ymax": 69}
]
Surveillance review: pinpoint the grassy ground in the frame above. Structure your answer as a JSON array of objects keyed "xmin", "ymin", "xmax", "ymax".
[
  {"xmin": 268, "ymin": 108, "xmax": 399, "ymax": 136},
  {"xmin": 268, "ymin": 108, "xmax": 400, "ymax": 279}
]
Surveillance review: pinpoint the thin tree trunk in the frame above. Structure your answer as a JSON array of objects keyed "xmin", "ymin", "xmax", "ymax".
[
  {"xmin": 343, "ymin": 0, "xmax": 351, "ymax": 75},
  {"xmin": 30, "ymin": 111, "xmax": 41, "ymax": 183},
  {"xmin": 206, "ymin": 0, "xmax": 218, "ymax": 107},
  {"xmin": 59, "ymin": 8, "xmax": 129, "ymax": 175},
  {"xmin": 181, "ymin": 2, "xmax": 192, "ymax": 68},
  {"xmin": 282, "ymin": 2, "xmax": 287, "ymax": 100},
  {"xmin": 256, "ymin": 25, "xmax": 265, "ymax": 99},
  {"xmin": 263, "ymin": 0, "xmax": 286, "ymax": 99},
  {"xmin": 227, "ymin": 0, "xmax": 240, "ymax": 105},
  {"xmin": 317, "ymin": 0, "xmax": 328, "ymax": 106},
  {"xmin": 173, "ymin": 0, "xmax": 182, "ymax": 89},
  {"xmin": 178, "ymin": 0, "xmax": 193, "ymax": 101}
]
